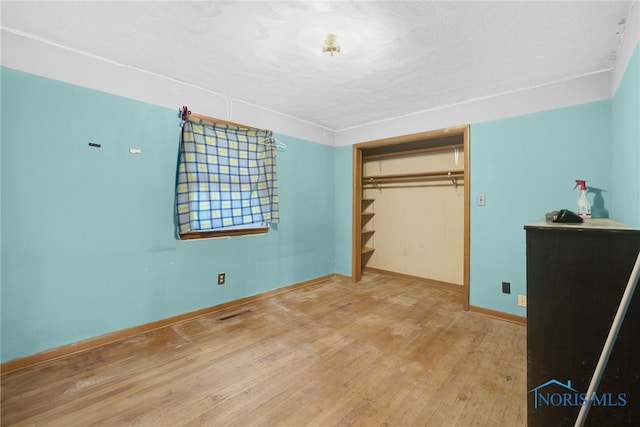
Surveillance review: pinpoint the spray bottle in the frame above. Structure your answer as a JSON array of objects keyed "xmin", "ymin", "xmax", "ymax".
[{"xmin": 574, "ymin": 180, "xmax": 591, "ymax": 218}]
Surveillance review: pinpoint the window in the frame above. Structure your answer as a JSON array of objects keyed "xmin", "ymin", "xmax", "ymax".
[{"xmin": 175, "ymin": 116, "xmax": 279, "ymax": 239}]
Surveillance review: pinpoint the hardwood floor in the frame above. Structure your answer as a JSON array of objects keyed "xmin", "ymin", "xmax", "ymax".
[{"xmin": 1, "ymin": 273, "xmax": 526, "ymax": 426}]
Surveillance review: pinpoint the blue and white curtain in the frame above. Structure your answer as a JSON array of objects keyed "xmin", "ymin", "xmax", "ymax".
[{"xmin": 176, "ymin": 118, "xmax": 279, "ymax": 235}]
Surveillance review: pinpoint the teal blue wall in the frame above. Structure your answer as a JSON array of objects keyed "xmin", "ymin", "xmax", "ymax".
[
  {"xmin": 470, "ymin": 101, "xmax": 612, "ymax": 315},
  {"xmin": 334, "ymin": 145, "xmax": 352, "ymax": 276},
  {"xmin": 0, "ymin": 68, "xmax": 336, "ymax": 362},
  {"xmin": 2, "ymin": 43, "xmax": 639, "ymax": 361},
  {"xmin": 612, "ymin": 42, "xmax": 640, "ymax": 228}
]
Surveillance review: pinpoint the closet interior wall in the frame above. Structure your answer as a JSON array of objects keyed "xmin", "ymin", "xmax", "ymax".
[
  {"xmin": 352, "ymin": 126, "xmax": 470, "ymax": 309},
  {"xmin": 362, "ymin": 149, "xmax": 465, "ymax": 286}
]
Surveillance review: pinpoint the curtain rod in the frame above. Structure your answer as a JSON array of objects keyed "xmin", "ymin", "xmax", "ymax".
[
  {"xmin": 179, "ymin": 106, "xmax": 286, "ymax": 151},
  {"xmin": 180, "ymin": 106, "xmax": 259, "ymax": 130}
]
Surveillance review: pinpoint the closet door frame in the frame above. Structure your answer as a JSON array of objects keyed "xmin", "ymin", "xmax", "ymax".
[{"xmin": 351, "ymin": 125, "xmax": 470, "ymax": 311}]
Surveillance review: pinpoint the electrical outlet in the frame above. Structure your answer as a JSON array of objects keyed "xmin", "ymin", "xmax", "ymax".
[
  {"xmin": 477, "ymin": 194, "xmax": 486, "ymax": 206},
  {"xmin": 217, "ymin": 273, "xmax": 226, "ymax": 285},
  {"xmin": 518, "ymin": 295, "xmax": 527, "ymax": 307},
  {"xmin": 502, "ymin": 282, "xmax": 511, "ymax": 294}
]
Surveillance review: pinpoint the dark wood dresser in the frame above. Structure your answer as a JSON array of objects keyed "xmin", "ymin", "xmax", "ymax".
[{"xmin": 525, "ymin": 219, "xmax": 640, "ymax": 426}]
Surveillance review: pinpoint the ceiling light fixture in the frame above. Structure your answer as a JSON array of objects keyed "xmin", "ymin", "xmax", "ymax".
[
  {"xmin": 322, "ymin": 33, "xmax": 340, "ymax": 56},
  {"xmin": 298, "ymin": 27, "xmax": 361, "ymax": 56}
]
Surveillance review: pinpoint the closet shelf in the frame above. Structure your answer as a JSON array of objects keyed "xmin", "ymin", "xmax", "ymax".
[
  {"xmin": 361, "ymin": 212, "xmax": 375, "ymax": 217},
  {"xmin": 363, "ymin": 170, "xmax": 464, "ymax": 184},
  {"xmin": 361, "ymin": 246, "xmax": 375, "ymax": 255},
  {"xmin": 362, "ymin": 229, "xmax": 375, "ymax": 235}
]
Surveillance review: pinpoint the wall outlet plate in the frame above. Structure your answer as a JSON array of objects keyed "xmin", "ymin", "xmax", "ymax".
[
  {"xmin": 217, "ymin": 273, "xmax": 226, "ymax": 285},
  {"xmin": 502, "ymin": 282, "xmax": 511, "ymax": 294},
  {"xmin": 518, "ymin": 294, "xmax": 527, "ymax": 307}
]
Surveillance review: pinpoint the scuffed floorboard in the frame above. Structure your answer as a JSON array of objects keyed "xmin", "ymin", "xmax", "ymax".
[{"xmin": 1, "ymin": 273, "xmax": 526, "ymax": 426}]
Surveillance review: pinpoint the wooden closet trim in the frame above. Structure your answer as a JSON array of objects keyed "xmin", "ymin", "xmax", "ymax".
[{"xmin": 351, "ymin": 125, "xmax": 470, "ymax": 311}]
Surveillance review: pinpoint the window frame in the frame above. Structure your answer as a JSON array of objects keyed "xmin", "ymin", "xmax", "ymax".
[{"xmin": 178, "ymin": 225, "xmax": 269, "ymax": 240}]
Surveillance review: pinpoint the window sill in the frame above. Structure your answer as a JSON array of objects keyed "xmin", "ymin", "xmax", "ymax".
[{"xmin": 179, "ymin": 227, "xmax": 269, "ymax": 240}]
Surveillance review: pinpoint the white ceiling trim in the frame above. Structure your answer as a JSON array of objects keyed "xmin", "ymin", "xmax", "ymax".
[
  {"xmin": 612, "ymin": 1, "xmax": 640, "ymax": 92},
  {"xmin": 0, "ymin": 28, "xmax": 336, "ymax": 145},
  {"xmin": 336, "ymin": 67, "xmax": 613, "ymax": 133},
  {"xmin": 0, "ymin": 27, "xmax": 616, "ymax": 147},
  {"xmin": 1, "ymin": 1, "xmax": 637, "ymax": 146},
  {"xmin": 335, "ymin": 71, "xmax": 612, "ymax": 146}
]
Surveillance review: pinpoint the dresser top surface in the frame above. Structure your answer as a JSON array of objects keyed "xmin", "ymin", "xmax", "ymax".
[{"xmin": 525, "ymin": 218, "xmax": 639, "ymax": 232}]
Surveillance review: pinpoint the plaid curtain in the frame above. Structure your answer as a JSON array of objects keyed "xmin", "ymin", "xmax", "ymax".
[{"xmin": 176, "ymin": 119, "xmax": 279, "ymax": 235}]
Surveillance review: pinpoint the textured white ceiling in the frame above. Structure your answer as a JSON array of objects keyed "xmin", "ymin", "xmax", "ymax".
[{"xmin": 1, "ymin": 1, "xmax": 634, "ymax": 130}]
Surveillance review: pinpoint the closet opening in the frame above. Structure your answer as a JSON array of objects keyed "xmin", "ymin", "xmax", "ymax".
[{"xmin": 352, "ymin": 125, "xmax": 470, "ymax": 311}]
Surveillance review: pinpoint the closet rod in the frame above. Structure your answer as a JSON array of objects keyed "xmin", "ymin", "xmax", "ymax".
[{"xmin": 363, "ymin": 170, "xmax": 464, "ymax": 184}]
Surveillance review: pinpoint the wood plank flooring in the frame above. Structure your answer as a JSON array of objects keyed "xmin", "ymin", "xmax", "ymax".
[{"xmin": 1, "ymin": 273, "xmax": 526, "ymax": 426}]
